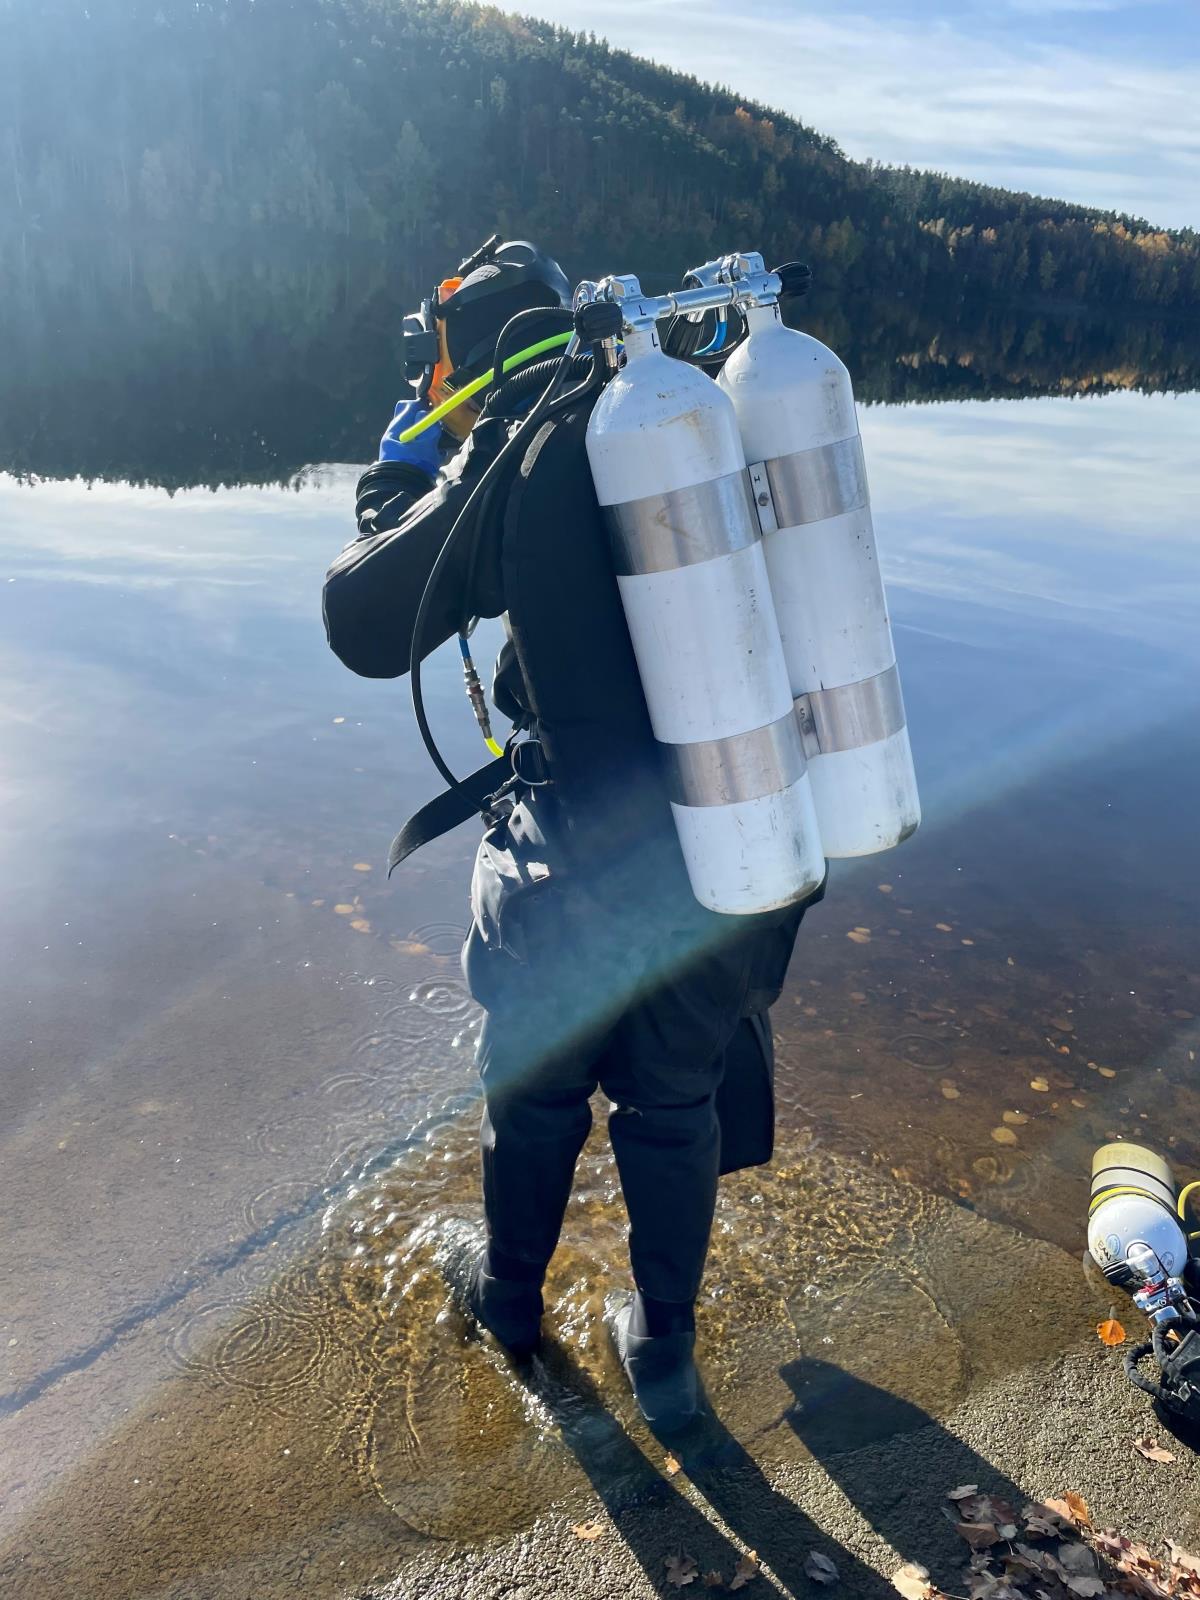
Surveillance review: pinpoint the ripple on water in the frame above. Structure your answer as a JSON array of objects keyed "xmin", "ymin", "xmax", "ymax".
[
  {"xmin": 408, "ymin": 974, "xmax": 475, "ymax": 1020},
  {"xmin": 887, "ymin": 1032, "xmax": 955, "ymax": 1071},
  {"xmin": 165, "ymin": 1264, "xmax": 376, "ymax": 1426},
  {"xmin": 407, "ymin": 920, "xmax": 470, "ymax": 957}
]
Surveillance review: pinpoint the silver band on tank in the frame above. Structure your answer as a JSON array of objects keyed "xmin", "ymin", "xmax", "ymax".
[
  {"xmin": 662, "ymin": 710, "xmax": 807, "ymax": 809},
  {"xmin": 761, "ymin": 435, "xmax": 869, "ymax": 528},
  {"xmin": 606, "ymin": 470, "xmax": 760, "ymax": 576},
  {"xmin": 794, "ymin": 663, "xmax": 906, "ymax": 757}
]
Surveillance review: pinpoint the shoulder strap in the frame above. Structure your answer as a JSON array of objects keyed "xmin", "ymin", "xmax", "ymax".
[{"xmin": 387, "ymin": 754, "xmax": 510, "ymax": 876}]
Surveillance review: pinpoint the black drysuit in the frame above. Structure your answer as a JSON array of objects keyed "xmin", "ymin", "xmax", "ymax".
[{"xmin": 323, "ymin": 392, "xmax": 823, "ymax": 1307}]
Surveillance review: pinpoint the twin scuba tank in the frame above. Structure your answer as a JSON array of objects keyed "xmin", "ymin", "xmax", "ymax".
[{"xmin": 583, "ymin": 254, "xmax": 921, "ymax": 916}]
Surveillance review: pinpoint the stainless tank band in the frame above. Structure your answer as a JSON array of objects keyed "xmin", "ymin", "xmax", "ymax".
[
  {"xmin": 761, "ymin": 435, "xmax": 869, "ymax": 528},
  {"xmin": 605, "ymin": 470, "xmax": 760, "ymax": 576},
  {"xmin": 662, "ymin": 711, "xmax": 806, "ymax": 809},
  {"xmin": 794, "ymin": 663, "xmax": 905, "ymax": 757}
]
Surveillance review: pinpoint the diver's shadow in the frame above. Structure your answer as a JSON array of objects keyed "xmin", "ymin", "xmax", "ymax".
[
  {"xmin": 674, "ymin": 1388, "xmax": 895, "ymax": 1598},
  {"xmin": 529, "ymin": 1341, "xmax": 893, "ymax": 1597},
  {"xmin": 781, "ymin": 1357, "xmax": 1029, "ymax": 1593}
]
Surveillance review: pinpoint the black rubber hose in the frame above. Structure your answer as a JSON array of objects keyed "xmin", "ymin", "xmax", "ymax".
[
  {"xmin": 1125, "ymin": 1340, "xmax": 1171, "ymax": 1404},
  {"xmin": 408, "ymin": 344, "xmax": 590, "ymax": 804},
  {"xmin": 484, "ymin": 354, "xmax": 593, "ymax": 417},
  {"xmin": 489, "ymin": 305, "xmax": 575, "ymax": 400}
]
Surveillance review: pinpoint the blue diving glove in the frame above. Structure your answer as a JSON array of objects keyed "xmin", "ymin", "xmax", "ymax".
[{"xmin": 378, "ymin": 398, "xmax": 445, "ymax": 478}]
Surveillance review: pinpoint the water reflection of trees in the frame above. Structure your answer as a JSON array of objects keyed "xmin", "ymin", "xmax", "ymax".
[{"xmin": 2, "ymin": 246, "xmax": 1197, "ymax": 491}]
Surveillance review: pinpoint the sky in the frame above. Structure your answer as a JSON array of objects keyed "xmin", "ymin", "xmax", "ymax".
[{"xmin": 491, "ymin": 0, "xmax": 1199, "ymax": 230}]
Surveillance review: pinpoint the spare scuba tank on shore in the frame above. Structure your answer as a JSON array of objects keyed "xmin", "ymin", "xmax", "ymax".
[{"xmin": 1087, "ymin": 1142, "xmax": 1200, "ymax": 1429}]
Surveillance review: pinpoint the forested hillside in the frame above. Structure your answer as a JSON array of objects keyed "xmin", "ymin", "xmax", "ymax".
[{"xmin": 2, "ymin": 0, "xmax": 1197, "ymax": 312}]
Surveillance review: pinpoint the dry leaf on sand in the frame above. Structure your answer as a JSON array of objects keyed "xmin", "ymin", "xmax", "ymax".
[
  {"xmin": 666, "ymin": 1552, "xmax": 700, "ymax": 1587},
  {"xmin": 956, "ymin": 1522, "xmax": 1002, "ymax": 1550},
  {"xmin": 665, "ymin": 1451, "xmax": 683, "ymax": 1476},
  {"xmin": 1168, "ymin": 1539, "xmax": 1200, "ymax": 1576},
  {"xmin": 1096, "ymin": 1318, "xmax": 1126, "ymax": 1347},
  {"xmin": 730, "ymin": 1551, "xmax": 761, "ymax": 1590},
  {"xmin": 804, "ymin": 1550, "xmax": 840, "ymax": 1585},
  {"xmin": 702, "ymin": 1573, "xmax": 725, "ymax": 1590},
  {"xmin": 1042, "ymin": 1492, "xmax": 1090, "ymax": 1527},
  {"xmin": 1133, "ymin": 1437, "xmax": 1176, "ymax": 1464},
  {"xmin": 892, "ymin": 1561, "xmax": 934, "ymax": 1599},
  {"xmin": 572, "ymin": 1521, "xmax": 604, "ymax": 1540},
  {"xmin": 948, "ymin": 1485, "xmax": 980, "ymax": 1500}
]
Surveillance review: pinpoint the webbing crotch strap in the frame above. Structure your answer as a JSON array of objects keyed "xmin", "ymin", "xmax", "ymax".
[{"xmin": 386, "ymin": 754, "xmax": 510, "ymax": 876}]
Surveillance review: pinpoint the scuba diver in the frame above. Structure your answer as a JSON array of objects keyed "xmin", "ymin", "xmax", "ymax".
[{"xmin": 322, "ymin": 237, "xmax": 825, "ymax": 1433}]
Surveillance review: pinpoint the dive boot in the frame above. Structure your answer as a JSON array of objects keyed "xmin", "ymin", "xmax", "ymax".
[
  {"xmin": 436, "ymin": 1220, "xmax": 544, "ymax": 1360},
  {"xmin": 609, "ymin": 1294, "xmax": 701, "ymax": 1433},
  {"xmin": 468, "ymin": 1259, "xmax": 544, "ymax": 1361}
]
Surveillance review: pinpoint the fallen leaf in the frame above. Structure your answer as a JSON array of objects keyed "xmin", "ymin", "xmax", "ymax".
[
  {"xmin": 957, "ymin": 1522, "xmax": 1002, "ymax": 1550},
  {"xmin": 961, "ymin": 939, "xmax": 975, "ymax": 946},
  {"xmin": 1058, "ymin": 1545, "xmax": 1098, "ymax": 1576},
  {"xmin": 666, "ymin": 1552, "xmax": 700, "ymax": 1587},
  {"xmin": 573, "ymin": 1521, "xmax": 604, "ymax": 1540},
  {"xmin": 332, "ymin": 716, "xmax": 345, "ymax": 724},
  {"xmin": 846, "ymin": 930, "xmax": 871, "ymax": 945},
  {"xmin": 702, "ymin": 1574, "xmax": 725, "ymax": 1590},
  {"xmin": 1097, "ymin": 1318, "xmax": 1126, "ymax": 1347},
  {"xmin": 391, "ymin": 939, "xmax": 433, "ymax": 956},
  {"xmin": 878, "ymin": 883, "xmax": 894, "ymax": 893},
  {"xmin": 1134, "ymin": 1437, "xmax": 1176, "ymax": 1464},
  {"xmin": 1167, "ymin": 1540, "xmax": 1200, "ymax": 1576},
  {"xmin": 1062, "ymin": 1491, "xmax": 1090, "ymax": 1526},
  {"xmin": 349, "ymin": 918, "xmax": 372, "ymax": 933},
  {"xmin": 333, "ymin": 903, "xmax": 355, "ymax": 915},
  {"xmin": 936, "ymin": 922, "xmax": 953, "ymax": 932},
  {"xmin": 990, "ymin": 1126, "xmax": 1018, "ymax": 1145},
  {"xmin": 948, "ymin": 1485, "xmax": 980, "ymax": 1500},
  {"xmin": 805, "ymin": 1551, "xmax": 840, "ymax": 1585},
  {"xmin": 940, "ymin": 1081, "xmax": 961, "ymax": 1100},
  {"xmin": 1023, "ymin": 1516, "xmax": 1060, "ymax": 1538},
  {"xmin": 1007, "ymin": 956, "xmax": 1015, "ymax": 965},
  {"xmin": 1027, "ymin": 1501, "xmax": 1071, "ymax": 1530},
  {"xmin": 1098, "ymin": 1067, "xmax": 1117, "ymax": 1078},
  {"xmin": 1065, "ymin": 1581, "xmax": 1104, "ymax": 1597},
  {"xmin": 730, "ymin": 1550, "xmax": 760, "ymax": 1590},
  {"xmin": 1049, "ymin": 1016, "xmax": 1073, "ymax": 1032},
  {"xmin": 665, "ymin": 1451, "xmax": 682, "ymax": 1477},
  {"xmin": 1030, "ymin": 1077, "xmax": 1050, "ymax": 1092},
  {"xmin": 892, "ymin": 1563, "xmax": 933, "ymax": 1599},
  {"xmin": 1002, "ymin": 1109, "xmax": 1028, "ymax": 1125},
  {"xmin": 1013, "ymin": 1544, "xmax": 1049, "ymax": 1569}
]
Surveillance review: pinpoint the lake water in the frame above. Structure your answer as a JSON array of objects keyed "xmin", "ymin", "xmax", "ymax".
[{"xmin": 2, "ymin": 348, "xmax": 1199, "ymax": 1596}]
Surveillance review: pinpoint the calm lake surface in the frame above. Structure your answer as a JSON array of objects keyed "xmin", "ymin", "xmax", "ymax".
[{"xmin": 2, "ymin": 331, "xmax": 1199, "ymax": 1595}]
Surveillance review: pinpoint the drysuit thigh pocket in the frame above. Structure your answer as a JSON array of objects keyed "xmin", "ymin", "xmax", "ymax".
[{"xmin": 715, "ymin": 1011, "xmax": 776, "ymax": 1175}]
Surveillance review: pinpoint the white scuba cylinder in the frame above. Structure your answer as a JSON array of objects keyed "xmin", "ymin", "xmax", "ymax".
[
  {"xmin": 1088, "ymin": 1142, "xmax": 1189, "ymax": 1289},
  {"xmin": 585, "ymin": 304, "xmax": 825, "ymax": 916},
  {"xmin": 718, "ymin": 301, "xmax": 920, "ymax": 857}
]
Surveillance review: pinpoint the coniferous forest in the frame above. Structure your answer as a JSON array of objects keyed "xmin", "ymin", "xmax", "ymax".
[{"xmin": 1, "ymin": 0, "xmax": 1197, "ymax": 487}]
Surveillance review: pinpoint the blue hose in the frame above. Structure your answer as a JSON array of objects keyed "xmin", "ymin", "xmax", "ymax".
[{"xmin": 695, "ymin": 316, "xmax": 728, "ymax": 358}]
